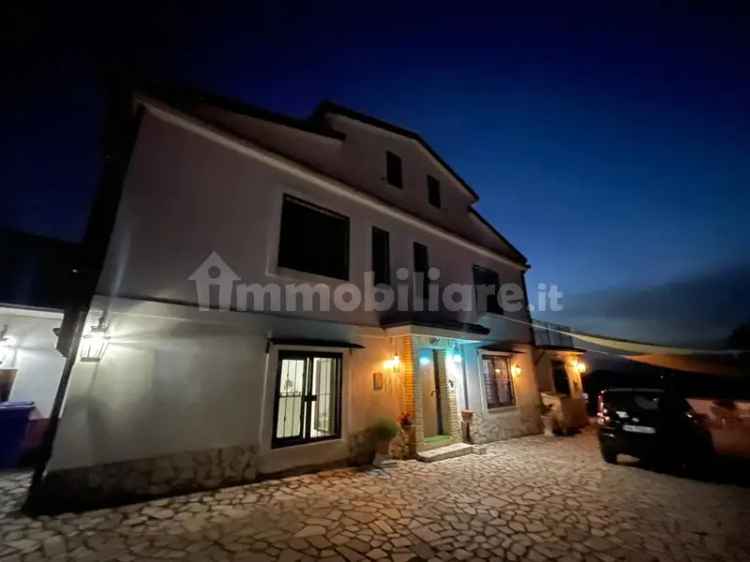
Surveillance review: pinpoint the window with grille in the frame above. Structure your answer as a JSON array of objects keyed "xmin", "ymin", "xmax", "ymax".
[
  {"xmin": 480, "ymin": 355, "xmax": 515, "ymax": 409},
  {"xmin": 273, "ymin": 351, "xmax": 342, "ymax": 447}
]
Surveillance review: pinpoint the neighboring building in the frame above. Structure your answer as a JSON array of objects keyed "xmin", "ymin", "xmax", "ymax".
[
  {"xmin": 532, "ymin": 321, "xmax": 589, "ymax": 431},
  {"xmin": 34, "ymin": 85, "xmax": 559, "ymax": 507},
  {"xmin": 0, "ymin": 230, "xmax": 77, "ymax": 461}
]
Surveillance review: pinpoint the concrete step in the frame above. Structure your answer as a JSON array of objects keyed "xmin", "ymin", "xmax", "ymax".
[{"xmin": 416, "ymin": 442, "xmax": 474, "ymax": 463}]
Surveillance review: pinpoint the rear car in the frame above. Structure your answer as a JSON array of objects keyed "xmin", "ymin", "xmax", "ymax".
[{"xmin": 597, "ymin": 388, "xmax": 714, "ymax": 468}]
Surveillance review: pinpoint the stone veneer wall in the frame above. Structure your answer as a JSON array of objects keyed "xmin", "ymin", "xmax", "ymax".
[
  {"xmin": 469, "ymin": 407, "xmax": 540, "ymax": 444},
  {"xmin": 33, "ymin": 444, "xmax": 257, "ymax": 512}
]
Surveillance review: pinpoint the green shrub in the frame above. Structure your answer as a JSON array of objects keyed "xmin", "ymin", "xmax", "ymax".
[{"xmin": 369, "ymin": 417, "xmax": 400, "ymax": 442}]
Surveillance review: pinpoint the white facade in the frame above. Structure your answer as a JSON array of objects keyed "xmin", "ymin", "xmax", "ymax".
[{"xmin": 41, "ymin": 93, "xmax": 548, "ymax": 507}]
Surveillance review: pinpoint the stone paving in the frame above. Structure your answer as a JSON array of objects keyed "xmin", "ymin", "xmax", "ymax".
[{"xmin": 2, "ymin": 429, "xmax": 750, "ymax": 562}]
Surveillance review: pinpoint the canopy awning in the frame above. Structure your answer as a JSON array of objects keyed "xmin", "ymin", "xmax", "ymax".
[{"xmin": 267, "ymin": 337, "xmax": 364, "ymax": 349}]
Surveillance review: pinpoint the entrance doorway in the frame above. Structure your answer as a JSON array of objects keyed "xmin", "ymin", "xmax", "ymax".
[{"xmin": 421, "ymin": 350, "xmax": 447, "ymax": 438}]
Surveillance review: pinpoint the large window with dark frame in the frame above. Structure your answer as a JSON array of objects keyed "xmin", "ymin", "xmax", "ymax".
[
  {"xmin": 480, "ymin": 355, "xmax": 515, "ymax": 409},
  {"xmin": 472, "ymin": 265, "xmax": 503, "ymax": 315},
  {"xmin": 386, "ymin": 151, "xmax": 403, "ymax": 188},
  {"xmin": 277, "ymin": 195, "xmax": 350, "ymax": 280},
  {"xmin": 273, "ymin": 351, "xmax": 342, "ymax": 448},
  {"xmin": 371, "ymin": 226, "xmax": 391, "ymax": 286},
  {"xmin": 427, "ymin": 175, "xmax": 441, "ymax": 208}
]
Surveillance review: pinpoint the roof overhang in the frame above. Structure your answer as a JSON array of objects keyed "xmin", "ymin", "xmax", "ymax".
[
  {"xmin": 267, "ymin": 337, "xmax": 364, "ymax": 350},
  {"xmin": 382, "ymin": 318, "xmax": 489, "ymax": 341}
]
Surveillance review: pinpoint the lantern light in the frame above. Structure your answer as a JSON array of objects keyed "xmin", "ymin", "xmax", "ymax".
[
  {"xmin": 385, "ymin": 353, "xmax": 401, "ymax": 371},
  {"xmin": 419, "ymin": 356, "xmax": 430, "ymax": 366},
  {"xmin": 0, "ymin": 326, "xmax": 15, "ymax": 365},
  {"xmin": 511, "ymin": 364, "xmax": 522, "ymax": 377},
  {"xmin": 80, "ymin": 319, "xmax": 110, "ymax": 363},
  {"xmin": 575, "ymin": 360, "xmax": 587, "ymax": 374}
]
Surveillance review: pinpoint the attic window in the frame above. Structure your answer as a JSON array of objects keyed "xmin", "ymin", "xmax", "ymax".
[
  {"xmin": 386, "ymin": 151, "xmax": 402, "ymax": 188},
  {"xmin": 427, "ymin": 175, "xmax": 441, "ymax": 208}
]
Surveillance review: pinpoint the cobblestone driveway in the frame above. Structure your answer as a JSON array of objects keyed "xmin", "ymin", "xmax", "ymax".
[{"xmin": 2, "ymin": 429, "xmax": 749, "ymax": 562}]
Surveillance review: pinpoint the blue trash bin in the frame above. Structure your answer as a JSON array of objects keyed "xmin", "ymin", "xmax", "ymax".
[{"xmin": 0, "ymin": 401, "xmax": 35, "ymax": 468}]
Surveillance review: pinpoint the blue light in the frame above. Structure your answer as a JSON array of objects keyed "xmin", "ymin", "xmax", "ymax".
[{"xmin": 419, "ymin": 356, "xmax": 430, "ymax": 366}]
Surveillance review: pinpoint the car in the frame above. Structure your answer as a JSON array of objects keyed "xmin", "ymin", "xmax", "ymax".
[{"xmin": 596, "ymin": 387, "xmax": 714, "ymax": 469}]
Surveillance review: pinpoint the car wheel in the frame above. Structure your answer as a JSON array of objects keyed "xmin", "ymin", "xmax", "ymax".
[{"xmin": 601, "ymin": 446, "xmax": 618, "ymax": 464}]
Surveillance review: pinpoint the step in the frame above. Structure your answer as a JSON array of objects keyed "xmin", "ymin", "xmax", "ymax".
[{"xmin": 416, "ymin": 442, "xmax": 475, "ymax": 463}]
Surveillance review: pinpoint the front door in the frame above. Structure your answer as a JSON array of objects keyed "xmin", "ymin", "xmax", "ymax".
[{"xmin": 421, "ymin": 350, "xmax": 445, "ymax": 438}]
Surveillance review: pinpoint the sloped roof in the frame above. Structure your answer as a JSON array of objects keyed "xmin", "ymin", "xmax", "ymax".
[{"xmin": 312, "ymin": 101, "xmax": 480, "ymax": 202}]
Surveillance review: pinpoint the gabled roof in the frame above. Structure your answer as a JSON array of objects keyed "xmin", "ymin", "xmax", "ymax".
[{"xmin": 311, "ymin": 101, "xmax": 480, "ymax": 202}]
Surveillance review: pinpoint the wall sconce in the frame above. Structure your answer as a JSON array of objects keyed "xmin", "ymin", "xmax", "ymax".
[
  {"xmin": 79, "ymin": 319, "xmax": 110, "ymax": 363},
  {"xmin": 0, "ymin": 325, "xmax": 15, "ymax": 365},
  {"xmin": 574, "ymin": 360, "xmax": 587, "ymax": 374},
  {"xmin": 511, "ymin": 364, "xmax": 522, "ymax": 377},
  {"xmin": 385, "ymin": 353, "xmax": 401, "ymax": 372},
  {"xmin": 419, "ymin": 355, "xmax": 430, "ymax": 366}
]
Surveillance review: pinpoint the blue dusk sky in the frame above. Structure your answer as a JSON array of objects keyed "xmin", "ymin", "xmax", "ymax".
[{"xmin": 3, "ymin": 4, "xmax": 749, "ymax": 344}]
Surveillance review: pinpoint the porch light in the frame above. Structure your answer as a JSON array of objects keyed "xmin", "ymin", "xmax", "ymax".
[
  {"xmin": 385, "ymin": 353, "xmax": 401, "ymax": 371},
  {"xmin": 574, "ymin": 360, "xmax": 587, "ymax": 374},
  {"xmin": 79, "ymin": 319, "xmax": 110, "ymax": 363},
  {"xmin": 0, "ymin": 326, "xmax": 15, "ymax": 365},
  {"xmin": 419, "ymin": 356, "xmax": 430, "ymax": 366},
  {"xmin": 511, "ymin": 364, "xmax": 522, "ymax": 377}
]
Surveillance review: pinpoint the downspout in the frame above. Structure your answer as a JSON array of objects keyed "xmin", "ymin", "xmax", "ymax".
[
  {"xmin": 460, "ymin": 344, "xmax": 469, "ymax": 411},
  {"xmin": 26, "ymin": 78, "xmax": 144, "ymax": 512}
]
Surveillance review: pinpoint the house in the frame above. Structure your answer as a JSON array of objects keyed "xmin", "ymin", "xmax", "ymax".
[{"xmin": 31, "ymin": 84, "xmax": 559, "ymax": 508}]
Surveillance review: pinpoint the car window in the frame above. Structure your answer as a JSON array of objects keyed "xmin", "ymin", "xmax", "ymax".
[
  {"xmin": 605, "ymin": 391, "xmax": 661, "ymax": 412},
  {"xmin": 633, "ymin": 394, "xmax": 660, "ymax": 411}
]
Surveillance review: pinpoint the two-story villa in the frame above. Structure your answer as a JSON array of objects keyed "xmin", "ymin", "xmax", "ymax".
[{"xmin": 31, "ymin": 84, "xmax": 586, "ymax": 509}]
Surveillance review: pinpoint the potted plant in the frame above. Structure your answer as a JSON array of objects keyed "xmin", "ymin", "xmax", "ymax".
[
  {"xmin": 398, "ymin": 412, "xmax": 412, "ymax": 431},
  {"xmin": 369, "ymin": 417, "xmax": 400, "ymax": 467},
  {"xmin": 539, "ymin": 402, "xmax": 556, "ymax": 436}
]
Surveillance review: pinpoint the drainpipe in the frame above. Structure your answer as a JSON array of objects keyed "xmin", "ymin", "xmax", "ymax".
[{"xmin": 459, "ymin": 344, "xmax": 469, "ymax": 411}]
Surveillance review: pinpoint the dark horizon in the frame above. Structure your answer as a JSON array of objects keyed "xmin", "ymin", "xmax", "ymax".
[{"xmin": 3, "ymin": 4, "xmax": 749, "ymax": 344}]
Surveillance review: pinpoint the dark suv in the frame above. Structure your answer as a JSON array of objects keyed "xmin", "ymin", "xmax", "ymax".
[{"xmin": 597, "ymin": 388, "xmax": 714, "ymax": 468}]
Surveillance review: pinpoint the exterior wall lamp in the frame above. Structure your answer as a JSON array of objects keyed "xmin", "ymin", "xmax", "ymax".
[
  {"xmin": 572, "ymin": 359, "xmax": 587, "ymax": 374},
  {"xmin": 79, "ymin": 319, "xmax": 110, "ymax": 363},
  {"xmin": 385, "ymin": 353, "xmax": 401, "ymax": 372},
  {"xmin": 511, "ymin": 363, "xmax": 522, "ymax": 377},
  {"xmin": 0, "ymin": 325, "xmax": 16, "ymax": 365}
]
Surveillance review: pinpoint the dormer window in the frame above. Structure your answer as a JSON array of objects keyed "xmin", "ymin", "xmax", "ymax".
[
  {"xmin": 427, "ymin": 175, "xmax": 441, "ymax": 208},
  {"xmin": 386, "ymin": 151, "xmax": 403, "ymax": 188}
]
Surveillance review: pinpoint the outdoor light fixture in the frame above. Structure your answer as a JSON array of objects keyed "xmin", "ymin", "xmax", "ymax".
[
  {"xmin": 511, "ymin": 364, "xmax": 522, "ymax": 377},
  {"xmin": 79, "ymin": 319, "xmax": 110, "ymax": 363},
  {"xmin": 574, "ymin": 360, "xmax": 587, "ymax": 374},
  {"xmin": 0, "ymin": 326, "xmax": 15, "ymax": 365},
  {"xmin": 419, "ymin": 356, "xmax": 430, "ymax": 366},
  {"xmin": 385, "ymin": 353, "xmax": 401, "ymax": 371}
]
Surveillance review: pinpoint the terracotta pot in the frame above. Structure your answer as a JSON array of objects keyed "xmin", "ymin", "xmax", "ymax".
[
  {"xmin": 461, "ymin": 409, "xmax": 474, "ymax": 422},
  {"xmin": 0, "ymin": 369, "xmax": 17, "ymax": 402}
]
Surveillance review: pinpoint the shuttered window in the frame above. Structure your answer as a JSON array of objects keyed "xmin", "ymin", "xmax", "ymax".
[{"xmin": 372, "ymin": 226, "xmax": 391, "ymax": 286}]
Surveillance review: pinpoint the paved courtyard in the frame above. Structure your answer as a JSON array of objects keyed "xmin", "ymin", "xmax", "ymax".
[{"xmin": 2, "ymin": 429, "xmax": 749, "ymax": 562}]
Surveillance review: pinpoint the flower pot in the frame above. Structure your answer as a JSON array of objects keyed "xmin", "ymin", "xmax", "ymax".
[{"xmin": 0, "ymin": 369, "xmax": 17, "ymax": 402}]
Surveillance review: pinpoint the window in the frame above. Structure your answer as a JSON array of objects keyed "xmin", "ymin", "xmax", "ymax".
[
  {"xmin": 372, "ymin": 227, "xmax": 390, "ymax": 286},
  {"xmin": 481, "ymin": 355, "xmax": 515, "ymax": 409},
  {"xmin": 273, "ymin": 351, "xmax": 342, "ymax": 447},
  {"xmin": 427, "ymin": 175, "xmax": 441, "ymax": 208},
  {"xmin": 278, "ymin": 195, "xmax": 349, "ymax": 280},
  {"xmin": 473, "ymin": 265, "xmax": 503, "ymax": 315},
  {"xmin": 413, "ymin": 242, "xmax": 429, "ymax": 301},
  {"xmin": 552, "ymin": 360, "xmax": 571, "ymax": 396},
  {"xmin": 386, "ymin": 151, "xmax": 403, "ymax": 188}
]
